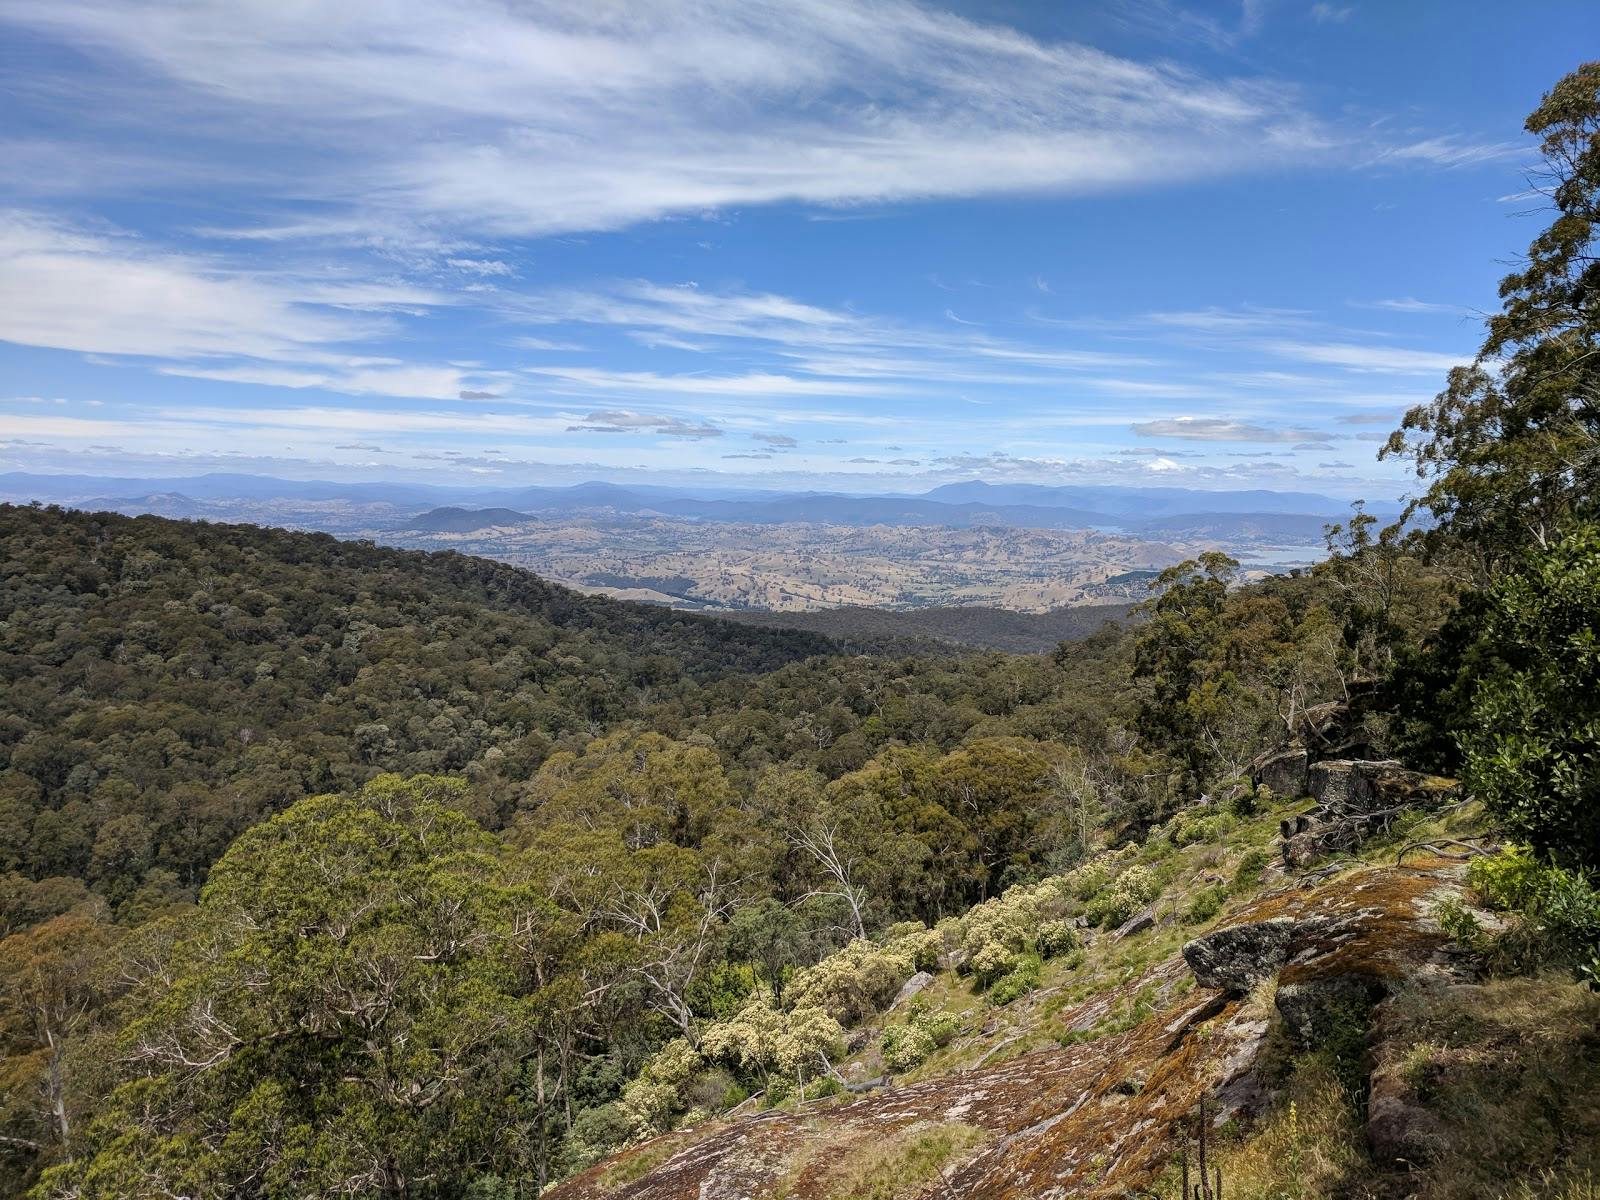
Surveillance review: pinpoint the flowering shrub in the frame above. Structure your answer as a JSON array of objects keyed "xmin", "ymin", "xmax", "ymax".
[
  {"xmin": 1084, "ymin": 864, "xmax": 1160, "ymax": 927},
  {"xmin": 1036, "ymin": 919, "xmax": 1080, "ymax": 958},
  {"xmin": 787, "ymin": 938, "xmax": 915, "ymax": 1024},
  {"xmin": 881, "ymin": 1022, "xmax": 936, "ymax": 1072},
  {"xmin": 969, "ymin": 938, "xmax": 1018, "ymax": 986},
  {"xmin": 699, "ymin": 996, "xmax": 844, "ymax": 1088}
]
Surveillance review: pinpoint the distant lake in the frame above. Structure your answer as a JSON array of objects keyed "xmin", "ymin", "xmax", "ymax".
[{"xmin": 1243, "ymin": 544, "xmax": 1326, "ymax": 567}]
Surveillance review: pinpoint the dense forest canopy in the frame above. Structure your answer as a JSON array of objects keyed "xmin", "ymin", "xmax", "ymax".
[{"xmin": 0, "ymin": 59, "xmax": 1598, "ymax": 1200}]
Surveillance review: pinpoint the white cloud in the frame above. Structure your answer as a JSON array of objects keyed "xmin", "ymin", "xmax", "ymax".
[
  {"xmin": 1378, "ymin": 136, "xmax": 1524, "ymax": 169},
  {"xmin": 1264, "ymin": 340, "xmax": 1469, "ymax": 374},
  {"xmin": 1131, "ymin": 417, "xmax": 1334, "ymax": 442},
  {"xmin": 157, "ymin": 362, "xmax": 486, "ymax": 400},
  {"xmin": 523, "ymin": 365, "xmax": 893, "ymax": 397},
  {"xmin": 0, "ymin": 0, "xmax": 1343, "ymax": 237},
  {"xmin": 0, "ymin": 211, "xmax": 377, "ymax": 359},
  {"xmin": 567, "ymin": 409, "xmax": 721, "ymax": 439},
  {"xmin": 1355, "ymin": 297, "xmax": 1462, "ymax": 314}
]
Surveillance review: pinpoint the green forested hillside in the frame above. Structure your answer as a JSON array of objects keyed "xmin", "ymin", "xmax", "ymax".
[
  {"xmin": 0, "ymin": 504, "xmax": 838, "ymax": 916},
  {"xmin": 4, "ymin": 62, "xmax": 1600, "ymax": 1200},
  {"xmin": 717, "ymin": 599, "xmax": 1136, "ymax": 654},
  {"xmin": 0, "ymin": 498, "xmax": 1435, "ymax": 1197}
]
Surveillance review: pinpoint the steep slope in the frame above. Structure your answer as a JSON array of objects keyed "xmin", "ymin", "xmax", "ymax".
[
  {"xmin": 549, "ymin": 856, "xmax": 1466, "ymax": 1200},
  {"xmin": 0, "ymin": 504, "xmax": 838, "ymax": 912}
]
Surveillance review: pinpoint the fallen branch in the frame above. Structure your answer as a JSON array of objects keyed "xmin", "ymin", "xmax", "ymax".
[{"xmin": 1395, "ymin": 837, "xmax": 1497, "ymax": 863}]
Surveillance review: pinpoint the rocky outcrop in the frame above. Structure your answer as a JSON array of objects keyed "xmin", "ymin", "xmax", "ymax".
[
  {"xmin": 890, "ymin": 971, "xmax": 936, "ymax": 1009},
  {"xmin": 1249, "ymin": 747, "xmax": 1309, "ymax": 798},
  {"xmin": 548, "ymin": 861, "xmax": 1463, "ymax": 1200},
  {"xmin": 1182, "ymin": 918, "xmax": 1296, "ymax": 993},
  {"xmin": 1114, "ymin": 906, "xmax": 1157, "ymax": 940},
  {"xmin": 1279, "ymin": 760, "xmax": 1457, "ymax": 867},
  {"xmin": 1307, "ymin": 759, "xmax": 1452, "ymax": 812}
]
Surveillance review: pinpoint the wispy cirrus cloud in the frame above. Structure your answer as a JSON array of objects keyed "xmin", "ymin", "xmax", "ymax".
[
  {"xmin": 1354, "ymin": 297, "xmax": 1463, "ymax": 314},
  {"xmin": 1132, "ymin": 416, "xmax": 1334, "ymax": 442},
  {"xmin": 567, "ymin": 409, "xmax": 722, "ymax": 439},
  {"xmin": 524, "ymin": 365, "xmax": 894, "ymax": 398},
  {"xmin": 0, "ymin": 0, "xmax": 1502, "ymax": 241},
  {"xmin": 0, "ymin": 211, "xmax": 377, "ymax": 360},
  {"xmin": 1263, "ymin": 341, "xmax": 1469, "ymax": 374}
]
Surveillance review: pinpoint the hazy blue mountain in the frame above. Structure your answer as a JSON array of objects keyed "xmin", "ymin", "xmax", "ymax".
[
  {"xmin": 2, "ymin": 471, "xmax": 1393, "ymax": 535},
  {"xmin": 402, "ymin": 506, "xmax": 536, "ymax": 532}
]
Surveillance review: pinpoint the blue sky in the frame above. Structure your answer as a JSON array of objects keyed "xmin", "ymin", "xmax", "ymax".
[{"xmin": 1, "ymin": 0, "xmax": 1594, "ymax": 499}]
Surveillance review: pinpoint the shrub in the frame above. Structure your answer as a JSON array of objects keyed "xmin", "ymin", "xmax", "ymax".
[
  {"xmin": 1459, "ymin": 524, "xmax": 1600, "ymax": 870},
  {"xmin": 1459, "ymin": 846, "xmax": 1600, "ymax": 983},
  {"xmin": 1185, "ymin": 884, "xmax": 1227, "ymax": 924},
  {"xmin": 887, "ymin": 924, "xmax": 944, "ymax": 973},
  {"xmin": 616, "ymin": 1077, "xmax": 680, "ymax": 1141},
  {"xmin": 699, "ymin": 997, "xmax": 844, "ymax": 1088},
  {"xmin": 1036, "ymin": 918, "xmax": 1080, "ymax": 958},
  {"xmin": 1065, "ymin": 856, "xmax": 1116, "ymax": 901},
  {"xmin": 988, "ymin": 953, "xmax": 1043, "ymax": 1006},
  {"xmin": 1166, "ymin": 809, "xmax": 1235, "ymax": 848},
  {"xmin": 1084, "ymin": 865, "xmax": 1160, "ymax": 927},
  {"xmin": 881, "ymin": 1022, "xmax": 936, "ymax": 1072},
  {"xmin": 969, "ymin": 939, "xmax": 1018, "ymax": 986},
  {"xmin": 1228, "ymin": 783, "xmax": 1261, "ymax": 817},
  {"xmin": 1230, "ymin": 848, "xmax": 1270, "ymax": 896},
  {"xmin": 787, "ymin": 939, "xmax": 915, "ymax": 1025}
]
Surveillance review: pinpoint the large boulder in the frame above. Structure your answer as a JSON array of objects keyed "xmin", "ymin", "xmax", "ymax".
[
  {"xmin": 1114, "ymin": 907, "xmax": 1157, "ymax": 940},
  {"xmin": 1250, "ymin": 747, "xmax": 1309, "ymax": 798},
  {"xmin": 890, "ymin": 970, "xmax": 936, "ymax": 1010},
  {"xmin": 1182, "ymin": 917, "xmax": 1297, "ymax": 994},
  {"xmin": 1307, "ymin": 760, "xmax": 1455, "ymax": 815}
]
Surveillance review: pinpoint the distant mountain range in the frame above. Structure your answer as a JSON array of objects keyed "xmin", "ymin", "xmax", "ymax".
[
  {"xmin": 1, "ymin": 469, "xmax": 1394, "ymax": 546},
  {"xmin": 396, "ymin": 490, "xmax": 1367, "ymax": 543}
]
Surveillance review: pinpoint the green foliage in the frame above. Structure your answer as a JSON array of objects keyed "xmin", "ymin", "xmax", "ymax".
[
  {"xmin": 879, "ymin": 1001, "xmax": 965, "ymax": 1074},
  {"xmin": 1084, "ymin": 865, "xmax": 1159, "ymax": 928},
  {"xmin": 1165, "ymin": 809, "xmax": 1236, "ymax": 848},
  {"xmin": 1458, "ymin": 525, "xmax": 1600, "ymax": 869},
  {"xmin": 1036, "ymin": 918, "xmax": 1080, "ymax": 958},
  {"xmin": 881, "ymin": 1022, "xmax": 937, "ymax": 1072},
  {"xmin": 698, "ymin": 996, "xmax": 843, "ymax": 1092},
  {"xmin": 37, "ymin": 777, "xmax": 545, "ymax": 1199},
  {"xmin": 1185, "ymin": 884, "xmax": 1228, "ymax": 925},
  {"xmin": 0, "ymin": 504, "xmax": 828, "ymax": 919},
  {"xmin": 1459, "ymin": 847, "xmax": 1600, "ymax": 983},
  {"xmin": 786, "ymin": 939, "xmax": 915, "ymax": 1025},
  {"xmin": 1229, "ymin": 849, "xmax": 1270, "ymax": 897},
  {"xmin": 987, "ymin": 952, "xmax": 1043, "ymax": 1006},
  {"xmin": 1384, "ymin": 63, "xmax": 1600, "ymax": 561},
  {"xmin": 1134, "ymin": 553, "xmax": 1240, "ymax": 788}
]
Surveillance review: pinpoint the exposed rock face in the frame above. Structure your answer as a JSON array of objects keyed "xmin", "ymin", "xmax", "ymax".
[
  {"xmin": 1182, "ymin": 918, "xmax": 1297, "ymax": 994},
  {"xmin": 1279, "ymin": 761, "xmax": 1458, "ymax": 866},
  {"xmin": 1249, "ymin": 747, "xmax": 1309, "ymax": 798},
  {"xmin": 1307, "ymin": 759, "xmax": 1453, "ymax": 813},
  {"xmin": 1114, "ymin": 907, "xmax": 1157, "ymax": 940},
  {"xmin": 548, "ymin": 862, "xmax": 1462, "ymax": 1200},
  {"xmin": 890, "ymin": 971, "xmax": 936, "ymax": 1009}
]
